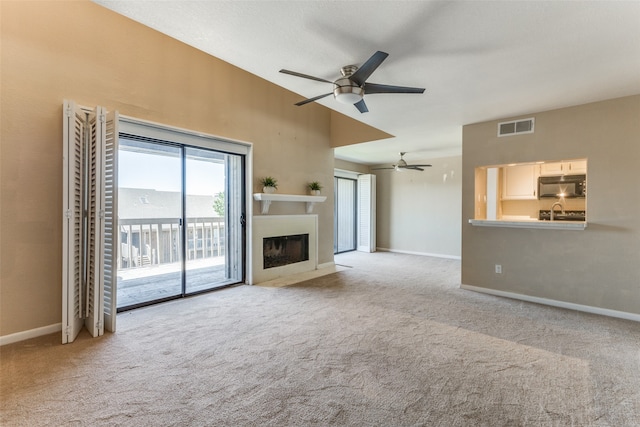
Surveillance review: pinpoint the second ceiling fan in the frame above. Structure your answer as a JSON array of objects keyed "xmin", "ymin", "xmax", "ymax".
[
  {"xmin": 372, "ymin": 152, "xmax": 432, "ymax": 172},
  {"xmin": 280, "ymin": 51, "xmax": 425, "ymax": 113}
]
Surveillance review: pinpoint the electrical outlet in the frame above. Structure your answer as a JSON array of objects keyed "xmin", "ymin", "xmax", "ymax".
[{"xmin": 495, "ymin": 264, "xmax": 502, "ymax": 274}]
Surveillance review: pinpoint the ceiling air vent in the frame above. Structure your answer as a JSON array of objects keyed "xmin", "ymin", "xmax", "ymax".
[{"xmin": 498, "ymin": 118, "xmax": 535, "ymax": 137}]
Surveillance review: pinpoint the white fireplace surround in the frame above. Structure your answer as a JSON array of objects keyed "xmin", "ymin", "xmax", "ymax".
[{"xmin": 251, "ymin": 215, "xmax": 318, "ymax": 284}]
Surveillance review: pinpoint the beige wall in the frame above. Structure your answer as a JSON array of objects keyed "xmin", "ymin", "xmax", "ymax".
[
  {"xmin": 462, "ymin": 95, "xmax": 640, "ymax": 315},
  {"xmin": 0, "ymin": 1, "xmax": 384, "ymax": 337},
  {"xmin": 374, "ymin": 155, "xmax": 462, "ymax": 258},
  {"xmin": 334, "ymin": 158, "xmax": 371, "ymax": 175}
]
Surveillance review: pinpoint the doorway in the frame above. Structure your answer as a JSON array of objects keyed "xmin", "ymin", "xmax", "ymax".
[
  {"xmin": 117, "ymin": 137, "xmax": 244, "ymax": 310},
  {"xmin": 334, "ymin": 176, "xmax": 357, "ymax": 253}
]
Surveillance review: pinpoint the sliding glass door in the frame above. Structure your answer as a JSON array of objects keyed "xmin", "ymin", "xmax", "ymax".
[
  {"xmin": 334, "ymin": 176, "xmax": 357, "ymax": 253},
  {"xmin": 184, "ymin": 147, "xmax": 243, "ymax": 293},
  {"xmin": 117, "ymin": 139, "xmax": 183, "ymax": 308},
  {"xmin": 117, "ymin": 138, "xmax": 244, "ymax": 310}
]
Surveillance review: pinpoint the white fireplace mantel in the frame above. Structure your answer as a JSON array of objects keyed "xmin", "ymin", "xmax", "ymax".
[
  {"xmin": 253, "ymin": 193, "xmax": 327, "ymax": 214},
  {"xmin": 251, "ymin": 215, "xmax": 318, "ymax": 285}
]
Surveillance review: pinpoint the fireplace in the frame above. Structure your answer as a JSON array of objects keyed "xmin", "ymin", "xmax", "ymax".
[
  {"xmin": 263, "ymin": 234, "xmax": 309, "ymax": 269},
  {"xmin": 251, "ymin": 215, "xmax": 318, "ymax": 284}
]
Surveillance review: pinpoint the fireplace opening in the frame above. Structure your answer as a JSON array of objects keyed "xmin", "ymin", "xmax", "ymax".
[{"xmin": 263, "ymin": 234, "xmax": 309, "ymax": 269}]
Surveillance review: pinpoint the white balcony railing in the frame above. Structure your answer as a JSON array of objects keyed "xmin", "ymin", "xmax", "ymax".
[{"xmin": 118, "ymin": 217, "xmax": 225, "ymax": 269}]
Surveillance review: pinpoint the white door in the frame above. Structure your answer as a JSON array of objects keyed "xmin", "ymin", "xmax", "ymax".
[
  {"xmin": 102, "ymin": 110, "xmax": 119, "ymax": 332},
  {"xmin": 85, "ymin": 107, "xmax": 105, "ymax": 338},
  {"xmin": 62, "ymin": 100, "xmax": 87, "ymax": 344}
]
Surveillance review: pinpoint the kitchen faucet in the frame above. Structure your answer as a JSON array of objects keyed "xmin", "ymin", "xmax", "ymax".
[{"xmin": 550, "ymin": 201, "xmax": 564, "ymax": 221}]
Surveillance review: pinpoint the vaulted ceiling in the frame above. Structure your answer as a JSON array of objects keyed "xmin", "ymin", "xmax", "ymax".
[{"xmin": 93, "ymin": 1, "xmax": 640, "ymax": 165}]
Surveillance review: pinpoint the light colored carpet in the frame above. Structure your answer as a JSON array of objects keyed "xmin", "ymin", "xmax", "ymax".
[{"xmin": 1, "ymin": 251, "xmax": 639, "ymax": 426}]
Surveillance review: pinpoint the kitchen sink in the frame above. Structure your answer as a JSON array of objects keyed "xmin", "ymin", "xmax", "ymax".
[{"xmin": 538, "ymin": 210, "xmax": 586, "ymax": 221}]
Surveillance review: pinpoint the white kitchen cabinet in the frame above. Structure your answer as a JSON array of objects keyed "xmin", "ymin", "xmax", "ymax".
[
  {"xmin": 566, "ymin": 160, "xmax": 587, "ymax": 174},
  {"xmin": 539, "ymin": 160, "xmax": 587, "ymax": 176},
  {"xmin": 502, "ymin": 164, "xmax": 539, "ymax": 200},
  {"xmin": 539, "ymin": 162, "xmax": 563, "ymax": 176}
]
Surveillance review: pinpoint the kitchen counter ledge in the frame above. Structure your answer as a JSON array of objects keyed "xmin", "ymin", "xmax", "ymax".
[{"xmin": 468, "ymin": 219, "xmax": 587, "ymax": 230}]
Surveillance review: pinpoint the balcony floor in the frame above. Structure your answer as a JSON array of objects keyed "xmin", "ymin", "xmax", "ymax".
[{"xmin": 117, "ymin": 257, "xmax": 237, "ymax": 309}]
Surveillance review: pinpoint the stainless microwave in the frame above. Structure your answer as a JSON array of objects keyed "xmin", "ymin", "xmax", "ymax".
[{"xmin": 538, "ymin": 174, "xmax": 586, "ymax": 199}]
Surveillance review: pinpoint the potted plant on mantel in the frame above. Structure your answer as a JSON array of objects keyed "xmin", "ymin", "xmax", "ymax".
[
  {"xmin": 308, "ymin": 181, "xmax": 323, "ymax": 196},
  {"xmin": 260, "ymin": 176, "xmax": 278, "ymax": 194}
]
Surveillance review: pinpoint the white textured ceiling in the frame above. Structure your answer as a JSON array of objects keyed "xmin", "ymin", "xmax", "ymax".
[{"xmin": 93, "ymin": 0, "xmax": 640, "ymax": 166}]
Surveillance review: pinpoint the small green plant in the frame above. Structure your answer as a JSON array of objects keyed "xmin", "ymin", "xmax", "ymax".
[
  {"xmin": 307, "ymin": 181, "xmax": 323, "ymax": 191},
  {"xmin": 259, "ymin": 176, "xmax": 278, "ymax": 188}
]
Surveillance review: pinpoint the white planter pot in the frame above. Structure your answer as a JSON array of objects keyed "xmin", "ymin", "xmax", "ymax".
[
  {"xmin": 310, "ymin": 190, "xmax": 321, "ymax": 196},
  {"xmin": 263, "ymin": 186, "xmax": 276, "ymax": 194}
]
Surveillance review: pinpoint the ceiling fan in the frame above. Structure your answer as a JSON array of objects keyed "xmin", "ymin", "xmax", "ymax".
[
  {"xmin": 372, "ymin": 152, "xmax": 432, "ymax": 172},
  {"xmin": 279, "ymin": 51, "xmax": 425, "ymax": 113}
]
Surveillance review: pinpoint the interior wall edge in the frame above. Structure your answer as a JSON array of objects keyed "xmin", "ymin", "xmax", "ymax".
[{"xmin": 461, "ymin": 95, "xmax": 640, "ymax": 316}]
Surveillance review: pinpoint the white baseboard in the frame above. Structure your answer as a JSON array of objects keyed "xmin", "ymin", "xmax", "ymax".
[
  {"xmin": 0, "ymin": 323, "xmax": 62, "ymax": 346},
  {"xmin": 461, "ymin": 284, "xmax": 640, "ymax": 323},
  {"xmin": 376, "ymin": 247, "xmax": 461, "ymax": 260}
]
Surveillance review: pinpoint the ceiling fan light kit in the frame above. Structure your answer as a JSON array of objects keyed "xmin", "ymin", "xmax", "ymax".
[
  {"xmin": 333, "ymin": 80, "xmax": 364, "ymax": 105},
  {"xmin": 280, "ymin": 51, "xmax": 425, "ymax": 113}
]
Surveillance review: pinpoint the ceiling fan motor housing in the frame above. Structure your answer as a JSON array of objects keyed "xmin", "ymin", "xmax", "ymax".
[{"xmin": 333, "ymin": 65, "xmax": 363, "ymax": 104}]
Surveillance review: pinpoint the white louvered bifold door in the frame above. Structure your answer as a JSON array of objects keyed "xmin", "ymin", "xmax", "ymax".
[
  {"xmin": 357, "ymin": 174, "xmax": 376, "ymax": 253},
  {"xmin": 85, "ymin": 107, "xmax": 105, "ymax": 337},
  {"xmin": 63, "ymin": 101, "xmax": 119, "ymax": 343},
  {"xmin": 62, "ymin": 100, "xmax": 87, "ymax": 344},
  {"xmin": 102, "ymin": 110, "xmax": 118, "ymax": 332}
]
